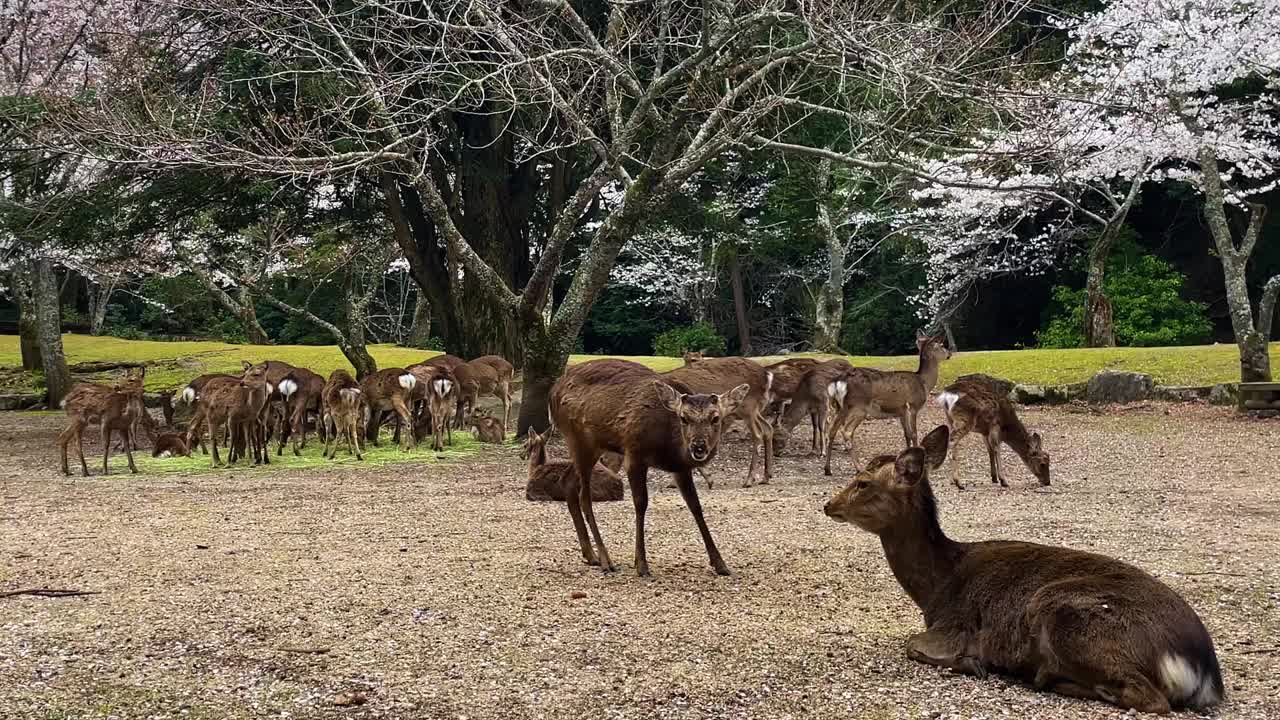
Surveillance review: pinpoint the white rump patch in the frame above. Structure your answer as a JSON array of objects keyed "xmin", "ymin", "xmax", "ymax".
[
  {"xmin": 936, "ymin": 391, "xmax": 961, "ymax": 413},
  {"xmin": 399, "ymin": 373, "xmax": 417, "ymax": 391},
  {"xmin": 157, "ymin": 450, "xmax": 172, "ymax": 459},
  {"xmin": 433, "ymin": 378, "xmax": 452, "ymax": 397},
  {"xmin": 180, "ymin": 386, "xmax": 196, "ymax": 404},
  {"xmin": 59, "ymin": 398, "xmax": 67, "ymax": 409},
  {"xmin": 265, "ymin": 382, "xmax": 275, "ymax": 395},
  {"xmin": 827, "ymin": 380, "xmax": 848, "ymax": 406},
  {"xmin": 339, "ymin": 388, "xmax": 361, "ymax": 405},
  {"xmin": 279, "ymin": 378, "xmax": 298, "ymax": 398},
  {"xmin": 1158, "ymin": 654, "xmax": 1200, "ymax": 702}
]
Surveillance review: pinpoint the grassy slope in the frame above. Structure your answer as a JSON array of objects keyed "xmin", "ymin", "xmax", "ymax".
[{"xmin": 2, "ymin": 334, "xmax": 1278, "ymax": 391}]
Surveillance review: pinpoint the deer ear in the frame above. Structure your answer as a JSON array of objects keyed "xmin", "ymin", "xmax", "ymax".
[
  {"xmin": 720, "ymin": 383, "xmax": 750, "ymax": 415},
  {"xmin": 654, "ymin": 381, "xmax": 682, "ymax": 413},
  {"xmin": 1029, "ymin": 432, "xmax": 1042, "ymax": 452},
  {"xmin": 894, "ymin": 448, "xmax": 927, "ymax": 485},
  {"xmin": 921, "ymin": 425, "xmax": 949, "ymax": 469},
  {"xmin": 136, "ymin": 365, "xmax": 146, "ymax": 380},
  {"xmin": 241, "ymin": 360, "xmax": 253, "ymax": 371},
  {"xmin": 865, "ymin": 454, "xmax": 896, "ymax": 473}
]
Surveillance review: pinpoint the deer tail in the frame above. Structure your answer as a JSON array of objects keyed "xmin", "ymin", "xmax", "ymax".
[
  {"xmin": 180, "ymin": 386, "xmax": 196, "ymax": 404},
  {"xmin": 432, "ymin": 378, "xmax": 452, "ymax": 398},
  {"xmin": 935, "ymin": 391, "xmax": 961, "ymax": 414},
  {"xmin": 399, "ymin": 372, "xmax": 417, "ymax": 391},
  {"xmin": 278, "ymin": 377, "xmax": 299, "ymax": 399},
  {"xmin": 826, "ymin": 378, "xmax": 849, "ymax": 410}
]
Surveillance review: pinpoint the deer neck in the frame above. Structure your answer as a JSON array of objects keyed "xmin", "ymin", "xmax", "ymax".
[
  {"xmin": 915, "ymin": 352, "xmax": 941, "ymax": 392},
  {"xmin": 878, "ymin": 491, "xmax": 965, "ymax": 613},
  {"xmin": 1002, "ymin": 416, "xmax": 1033, "ymax": 462},
  {"xmin": 528, "ymin": 444, "xmax": 546, "ymax": 474}
]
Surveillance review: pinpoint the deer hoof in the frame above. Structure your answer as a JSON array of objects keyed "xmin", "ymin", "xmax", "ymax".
[{"xmin": 713, "ymin": 563, "xmax": 732, "ymax": 577}]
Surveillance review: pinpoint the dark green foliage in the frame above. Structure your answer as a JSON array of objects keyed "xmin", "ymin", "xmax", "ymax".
[{"xmin": 653, "ymin": 322, "xmax": 728, "ymax": 358}]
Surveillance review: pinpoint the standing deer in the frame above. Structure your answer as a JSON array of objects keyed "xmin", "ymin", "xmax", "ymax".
[
  {"xmin": 550, "ymin": 359, "xmax": 748, "ymax": 576},
  {"xmin": 936, "ymin": 379, "xmax": 1050, "ymax": 490},
  {"xmin": 464, "ymin": 357, "xmax": 512, "ymax": 439},
  {"xmin": 822, "ymin": 330, "xmax": 951, "ymax": 475},
  {"xmin": 277, "ymin": 367, "xmax": 326, "ymax": 455},
  {"xmin": 58, "ymin": 368, "xmax": 148, "ymax": 476},
  {"xmin": 408, "ymin": 363, "xmax": 457, "ymax": 452},
  {"xmin": 765, "ymin": 357, "xmax": 823, "ymax": 452},
  {"xmin": 183, "ymin": 375, "xmax": 240, "ymax": 454},
  {"xmin": 423, "ymin": 354, "xmax": 476, "ymax": 427},
  {"xmin": 361, "ymin": 367, "xmax": 418, "ymax": 451},
  {"xmin": 241, "ymin": 359, "xmax": 296, "ymax": 445},
  {"xmin": 663, "ymin": 357, "xmax": 773, "ymax": 486},
  {"xmin": 200, "ymin": 364, "xmax": 273, "ymax": 467},
  {"xmin": 522, "ymin": 428, "xmax": 624, "ymax": 502},
  {"xmin": 823, "ymin": 426, "xmax": 1223, "ymax": 714},
  {"xmin": 322, "ymin": 369, "xmax": 364, "ymax": 460}
]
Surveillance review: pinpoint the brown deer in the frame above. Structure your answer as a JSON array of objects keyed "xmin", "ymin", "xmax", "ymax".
[
  {"xmin": 823, "ymin": 425, "xmax": 1223, "ymax": 714},
  {"xmin": 408, "ymin": 363, "xmax": 457, "ymax": 451},
  {"xmin": 776, "ymin": 359, "xmax": 851, "ymax": 456},
  {"xmin": 549, "ymin": 359, "xmax": 748, "ymax": 576},
  {"xmin": 936, "ymin": 379, "xmax": 1050, "ymax": 490},
  {"xmin": 664, "ymin": 357, "xmax": 774, "ymax": 486},
  {"xmin": 277, "ymin": 367, "xmax": 326, "ymax": 455},
  {"xmin": 322, "ymin": 369, "xmax": 364, "ymax": 460},
  {"xmin": 765, "ymin": 357, "xmax": 823, "ymax": 453},
  {"xmin": 423, "ymin": 354, "xmax": 477, "ymax": 427},
  {"xmin": 361, "ymin": 367, "xmax": 418, "ymax": 451},
  {"xmin": 58, "ymin": 368, "xmax": 148, "ymax": 476},
  {"xmin": 182, "ymin": 375, "xmax": 240, "ymax": 454},
  {"xmin": 522, "ymin": 428, "xmax": 624, "ymax": 502},
  {"xmin": 822, "ymin": 330, "xmax": 951, "ymax": 475},
  {"xmin": 151, "ymin": 432, "xmax": 191, "ymax": 458},
  {"xmin": 471, "ymin": 355, "xmax": 514, "ymax": 428},
  {"xmin": 681, "ymin": 350, "xmax": 704, "ymax": 366},
  {"xmin": 469, "ymin": 407, "xmax": 506, "ymax": 443},
  {"xmin": 463, "ymin": 357, "xmax": 511, "ymax": 439},
  {"xmin": 200, "ymin": 363, "xmax": 273, "ymax": 467},
  {"xmin": 241, "ymin": 359, "xmax": 296, "ymax": 445}
]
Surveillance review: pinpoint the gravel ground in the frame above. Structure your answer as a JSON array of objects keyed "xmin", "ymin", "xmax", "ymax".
[{"xmin": 1, "ymin": 403, "xmax": 1278, "ymax": 719}]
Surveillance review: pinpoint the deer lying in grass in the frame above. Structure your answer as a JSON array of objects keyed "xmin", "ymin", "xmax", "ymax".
[
  {"xmin": 936, "ymin": 379, "xmax": 1050, "ymax": 490},
  {"xmin": 469, "ymin": 407, "xmax": 506, "ymax": 443},
  {"xmin": 277, "ymin": 367, "xmax": 326, "ymax": 456},
  {"xmin": 59, "ymin": 368, "xmax": 148, "ymax": 476},
  {"xmin": 823, "ymin": 425, "xmax": 1223, "ymax": 714},
  {"xmin": 822, "ymin": 330, "xmax": 951, "ymax": 475},
  {"xmin": 361, "ymin": 367, "xmax": 417, "ymax": 451},
  {"xmin": 522, "ymin": 428, "xmax": 624, "ymax": 502},
  {"xmin": 663, "ymin": 357, "xmax": 773, "ymax": 486},
  {"xmin": 464, "ymin": 357, "xmax": 512, "ymax": 439},
  {"xmin": 408, "ymin": 363, "xmax": 457, "ymax": 452},
  {"xmin": 681, "ymin": 350, "xmax": 704, "ymax": 366},
  {"xmin": 322, "ymin": 369, "xmax": 364, "ymax": 460},
  {"xmin": 152, "ymin": 432, "xmax": 191, "ymax": 458},
  {"xmin": 550, "ymin": 358, "xmax": 748, "ymax": 576},
  {"xmin": 200, "ymin": 364, "xmax": 273, "ymax": 467}
]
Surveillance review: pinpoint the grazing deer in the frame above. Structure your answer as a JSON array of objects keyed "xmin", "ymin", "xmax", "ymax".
[
  {"xmin": 322, "ymin": 369, "xmax": 364, "ymax": 460},
  {"xmin": 522, "ymin": 428, "xmax": 624, "ymax": 502},
  {"xmin": 681, "ymin": 350, "xmax": 705, "ymax": 366},
  {"xmin": 469, "ymin": 407, "xmax": 506, "ymax": 443},
  {"xmin": 936, "ymin": 379, "xmax": 1050, "ymax": 490},
  {"xmin": 152, "ymin": 432, "xmax": 191, "ymax": 458},
  {"xmin": 200, "ymin": 364, "xmax": 273, "ymax": 467},
  {"xmin": 664, "ymin": 357, "xmax": 774, "ymax": 486},
  {"xmin": 823, "ymin": 426, "xmax": 1223, "ymax": 714},
  {"xmin": 241, "ymin": 359, "xmax": 296, "ymax": 444},
  {"xmin": 423, "ymin": 354, "xmax": 476, "ymax": 427},
  {"xmin": 822, "ymin": 330, "xmax": 951, "ymax": 475},
  {"xmin": 408, "ymin": 363, "xmax": 457, "ymax": 452},
  {"xmin": 58, "ymin": 368, "xmax": 148, "ymax": 476},
  {"xmin": 464, "ymin": 357, "xmax": 512, "ymax": 438},
  {"xmin": 182, "ymin": 375, "xmax": 240, "ymax": 454},
  {"xmin": 277, "ymin": 367, "xmax": 326, "ymax": 456},
  {"xmin": 765, "ymin": 357, "xmax": 823, "ymax": 452},
  {"xmin": 361, "ymin": 367, "xmax": 418, "ymax": 451},
  {"xmin": 550, "ymin": 359, "xmax": 748, "ymax": 576}
]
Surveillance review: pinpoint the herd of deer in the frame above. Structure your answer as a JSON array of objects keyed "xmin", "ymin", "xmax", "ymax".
[{"xmin": 51, "ymin": 332, "xmax": 1224, "ymax": 714}]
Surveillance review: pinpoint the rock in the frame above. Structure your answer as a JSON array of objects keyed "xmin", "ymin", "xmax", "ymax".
[
  {"xmin": 954, "ymin": 373, "xmax": 1014, "ymax": 397},
  {"xmin": 1152, "ymin": 385, "xmax": 1212, "ymax": 402},
  {"xmin": 1010, "ymin": 384, "xmax": 1049, "ymax": 404},
  {"xmin": 1209, "ymin": 383, "xmax": 1239, "ymax": 406},
  {"xmin": 570, "ymin": 591, "xmax": 588, "ymax": 600},
  {"xmin": 0, "ymin": 394, "xmax": 42, "ymax": 411},
  {"xmin": 1086, "ymin": 371, "xmax": 1154, "ymax": 405}
]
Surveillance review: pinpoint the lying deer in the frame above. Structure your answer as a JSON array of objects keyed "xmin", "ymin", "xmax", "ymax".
[
  {"xmin": 277, "ymin": 367, "xmax": 326, "ymax": 456},
  {"xmin": 823, "ymin": 425, "xmax": 1223, "ymax": 714},
  {"xmin": 200, "ymin": 364, "xmax": 273, "ymax": 467},
  {"xmin": 936, "ymin": 379, "xmax": 1050, "ymax": 489},
  {"xmin": 59, "ymin": 367, "xmax": 148, "ymax": 476},
  {"xmin": 822, "ymin": 330, "xmax": 951, "ymax": 475},
  {"xmin": 522, "ymin": 428, "xmax": 624, "ymax": 502},
  {"xmin": 469, "ymin": 407, "xmax": 506, "ymax": 443},
  {"xmin": 361, "ymin": 367, "xmax": 417, "ymax": 451},
  {"xmin": 322, "ymin": 369, "xmax": 364, "ymax": 460},
  {"xmin": 464, "ymin": 357, "xmax": 512, "ymax": 439},
  {"xmin": 408, "ymin": 363, "xmax": 457, "ymax": 452},
  {"xmin": 151, "ymin": 432, "xmax": 191, "ymax": 458},
  {"xmin": 550, "ymin": 358, "xmax": 748, "ymax": 576},
  {"xmin": 664, "ymin": 357, "xmax": 773, "ymax": 486},
  {"xmin": 681, "ymin": 350, "xmax": 704, "ymax": 366}
]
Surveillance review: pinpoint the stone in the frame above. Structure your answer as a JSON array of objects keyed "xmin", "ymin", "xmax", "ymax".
[
  {"xmin": 1010, "ymin": 384, "xmax": 1049, "ymax": 404},
  {"xmin": 1086, "ymin": 371, "xmax": 1154, "ymax": 405},
  {"xmin": 1209, "ymin": 383, "xmax": 1239, "ymax": 406},
  {"xmin": 1152, "ymin": 385, "xmax": 1213, "ymax": 403},
  {"xmin": 0, "ymin": 394, "xmax": 42, "ymax": 411},
  {"xmin": 954, "ymin": 373, "xmax": 1014, "ymax": 397}
]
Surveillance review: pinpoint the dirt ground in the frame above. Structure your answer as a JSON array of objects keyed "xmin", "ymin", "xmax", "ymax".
[{"xmin": 1, "ymin": 402, "xmax": 1278, "ymax": 720}]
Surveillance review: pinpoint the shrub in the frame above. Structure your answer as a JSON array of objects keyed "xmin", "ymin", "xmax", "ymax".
[{"xmin": 653, "ymin": 322, "xmax": 728, "ymax": 357}]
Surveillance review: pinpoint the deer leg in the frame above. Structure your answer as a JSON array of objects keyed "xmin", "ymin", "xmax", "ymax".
[
  {"xmin": 291, "ymin": 402, "xmax": 305, "ymax": 456},
  {"xmin": 900, "ymin": 406, "xmax": 919, "ymax": 449},
  {"xmin": 122, "ymin": 424, "xmax": 139, "ymax": 474},
  {"xmin": 627, "ymin": 460, "xmax": 651, "ymax": 577},
  {"xmin": 100, "ymin": 422, "xmax": 114, "ymax": 476},
  {"xmin": 392, "ymin": 396, "xmax": 414, "ymax": 451},
  {"xmin": 209, "ymin": 417, "xmax": 223, "ymax": 468},
  {"xmin": 986, "ymin": 430, "xmax": 1006, "ymax": 487},
  {"xmin": 74, "ymin": 424, "xmax": 89, "ymax": 477},
  {"xmin": 949, "ymin": 421, "xmax": 972, "ymax": 490},
  {"xmin": 58, "ymin": 422, "xmax": 77, "ymax": 476},
  {"xmin": 673, "ymin": 469, "xmax": 730, "ymax": 576},
  {"xmin": 810, "ymin": 411, "xmax": 820, "ymax": 455},
  {"xmin": 502, "ymin": 383, "xmax": 511, "ymax": 437},
  {"xmin": 824, "ymin": 404, "xmax": 862, "ymax": 476},
  {"xmin": 569, "ymin": 445, "xmax": 613, "ymax": 571},
  {"xmin": 907, "ymin": 628, "xmax": 986, "ymax": 678}
]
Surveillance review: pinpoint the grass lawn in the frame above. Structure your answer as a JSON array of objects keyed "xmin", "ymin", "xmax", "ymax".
[{"xmin": 1, "ymin": 334, "xmax": 1277, "ymax": 392}]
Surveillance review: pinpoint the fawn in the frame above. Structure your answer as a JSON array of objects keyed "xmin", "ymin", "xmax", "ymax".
[
  {"xmin": 322, "ymin": 369, "xmax": 364, "ymax": 460},
  {"xmin": 935, "ymin": 378, "xmax": 1050, "ymax": 489},
  {"xmin": 522, "ymin": 428, "xmax": 624, "ymax": 502},
  {"xmin": 59, "ymin": 367, "xmax": 148, "ymax": 476},
  {"xmin": 468, "ymin": 407, "xmax": 506, "ymax": 443}
]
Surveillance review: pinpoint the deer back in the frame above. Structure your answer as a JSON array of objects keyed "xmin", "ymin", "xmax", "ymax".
[
  {"xmin": 472, "ymin": 355, "xmax": 513, "ymax": 382},
  {"xmin": 778, "ymin": 359, "xmax": 850, "ymax": 431},
  {"xmin": 360, "ymin": 368, "xmax": 415, "ymax": 409},
  {"xmin": 663, "ymin": 357, "xmax": 769, "ymax": 419}
]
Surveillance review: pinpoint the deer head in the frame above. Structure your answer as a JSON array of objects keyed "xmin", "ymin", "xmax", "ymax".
[
  {"xmin": 681, "ymin": 350, "xmax": 705, "ymax": 366},
  {"xmin": 654, "ymin": 381, "xmax": 748, "ymax": 464},
  {"xmin": 240, "ymin": 362, "xmax": 271, "ymax": 390},
  {"xmin": 916, "ymin": 329, "xmax": 952, "ymax": 361},
  {"xmin": 520, "ymin": 428, "xmax": 547, "ymax": 461},
  {"xmin": 1026, "ymin": 432, "xmax": 1051, "ymax": 485},
  {"xmin": 824, "ymin": 425, "xmax": 950, "ymax": 533}
]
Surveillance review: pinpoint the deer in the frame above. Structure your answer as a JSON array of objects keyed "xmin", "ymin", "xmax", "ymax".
[
  {"xmin": 199, "ymin": 363, "xmax": 273, "ymax": 467},
  {"xmin": 663, "ymin": 357, "xmax": 774, "ymax": 486},
  {"xmin": 58, "ymin": 367, "xmax": 149, "ymax": 476},
  {"xmin": 277, "ymin": 367, "xmax": 326, "ymax": 456},
  {"xmin": 469, "ymin": 406, "xmax": 506, "ymax": 443},
  {"xmin": 681, "ymin": 350, "xmax": 705, "ymax": 366},
  {"xmin": 360, "ymin": 367, "xmax": 418, "ymax": 451},
  {"xmin": 470, "ymin": 355, "xmax": 514, "ymax": 428},
  {"xmin": 182, "ymin": 375, "xmax": 241, "ymax": 454},
  {"xmin": 322, "ymin": 369, "xmax": 364, "ymax": 460},
  {"xmin": 821, "ymin": 330, "xmax": 951, "ymax": 475},
  {"xmin": 240, "ymin": 359, "xmax": 296, "ymax": 445},
  {"xmin": 407, "ymin": 362, "xmax": 457, "ymax": 452},
  {"xmin": 151, "ymin": 432, "xmax": 191, "ymax": 458},
  {"xmin": 522, "ymin": 428, "xmax": 624, "ymax": 502},
  {"xmin": 823, "ymin": 425, "xmax": 1223, "ymax": 714},
  {"xmin": 463, "ymin": 357, "xmax": 512, "ymax": 439},
  {"xmin": 423, "ymin": 354, "xmax": 477, "ymax": 428},
  {"xmin": 549, "ymin": 358, "xmax": 748, "ymax": 576},
  {"xmin": 935, "ymin": 378, "xmax": 1050, "ymax": 490},
  {"xmin": 764, "ymin": 357, "xmax": 823, "ymax": 453}
]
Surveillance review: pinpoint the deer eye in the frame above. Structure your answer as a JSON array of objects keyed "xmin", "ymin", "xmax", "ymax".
[
  {"xmin": 855, "ymin": 481, "xmax": 870, "ymax": 490},
  {"xmin": 709, "ymin": 413, "xmax": 720, "ymax": 423}
]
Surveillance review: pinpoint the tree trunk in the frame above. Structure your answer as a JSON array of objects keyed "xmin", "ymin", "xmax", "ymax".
[
  {"xmin": 812, "ymin": 159, "xmax": 844, "ymax": 352},
  {"xmin": 1258, "ymin": 275, "xmax": 1280, "ymax": 344},
  {"xmin": 34, "ymin": 258, "xmax": 73, "ymax": 407},
  {"xmin": 234, "ymin": 288, "xmax": 271, "ymax": 345},
  {"xmin": 13, "ymin": 266, "xmax": 43, "ymax": 371},
  {"xmin": 408, "ymin": 294, "xmax": 432, "ymax": 347},
  {"xmin": 1083, "ymin": 228, "xmax": 1117, "ymax": 347},
  {"xmin": 87, "ymin": 276, "xmax": 117, "ymax": 336},
  {"xmin": 515, "ymin": 320, "xmax": 564, "ymax": 437},
  {"xmin": 344, "ymin": 294, "xmax": 379, "ymax": 379},
  {"xmin": 728, "ymin": 253, "xmax": 752, "ymax": 356}
]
